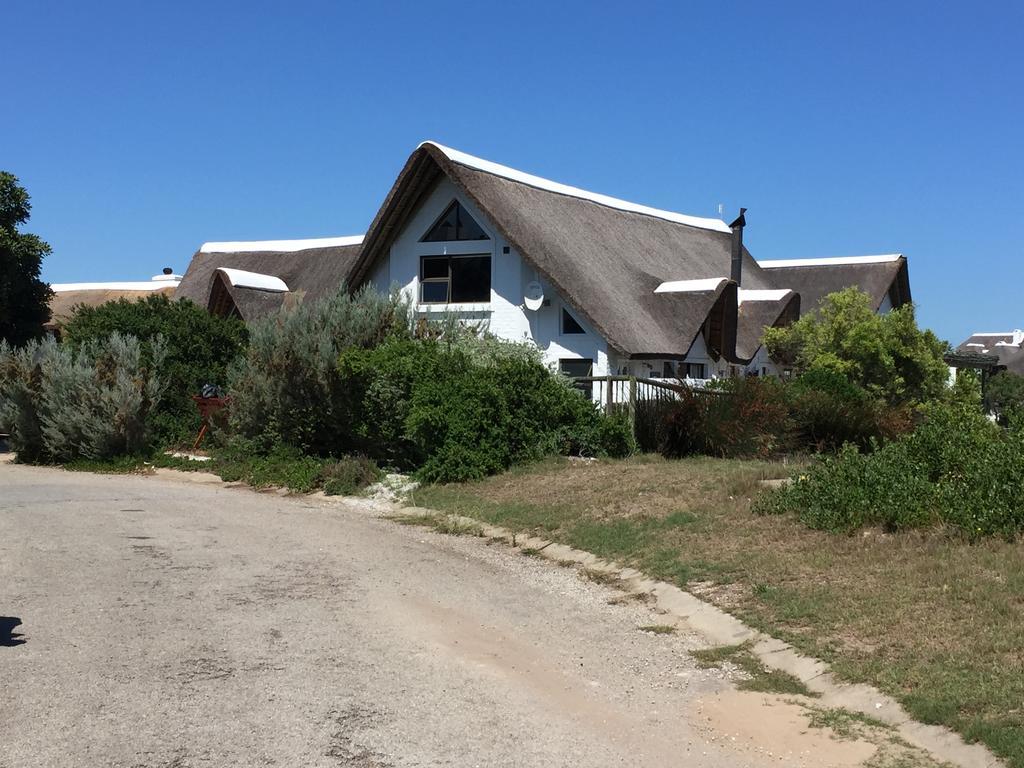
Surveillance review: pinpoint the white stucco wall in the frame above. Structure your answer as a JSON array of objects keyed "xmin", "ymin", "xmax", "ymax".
[{"xmin": 366, "ymin": 177, "xmax": 610, "ymax": 376}]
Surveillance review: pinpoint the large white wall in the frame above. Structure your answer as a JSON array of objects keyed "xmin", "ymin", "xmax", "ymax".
[{"xmin": 368, "ymin": 178, "xmax": 610, "ymax": 375}]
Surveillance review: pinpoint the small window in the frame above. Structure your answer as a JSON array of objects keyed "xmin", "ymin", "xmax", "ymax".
[
  {"xmin": 684, "ymin": 362, "xmax": 706, "ymax": 379},
  {"xmin": 420, "ymin": 254, "xmax": 491, "ymax": 304},
  {"xmin": 559, "ymin": 358, "xmax": 594, "ymax": 394},
  {"xmin": 421, "ymin": 201, "xmax": 490, "ymax": 242},
  {"xmin": 663, "ymin": 361, "xmax": 677, "ymax": 378},
  {"xmin": 559, "ymin": 359, "xmax": 594, "ymax": 378},
  {"xmin": 561, "ymin": 308, "xmax": 586, "ymax": 335}
]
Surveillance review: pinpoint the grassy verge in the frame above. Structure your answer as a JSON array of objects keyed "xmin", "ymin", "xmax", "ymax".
[
  {"xmin": 64, "ymin": 450, "xmax": 382, "ymax": 497},
  {"xmin": 409, "ymin": 455, "xmax": 1024, "ymax": 768}
]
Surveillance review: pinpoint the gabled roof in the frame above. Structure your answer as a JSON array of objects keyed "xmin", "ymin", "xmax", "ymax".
[
  {"xmin": 757, "ymin": 254, "xmax": 910, "ymax": 314},
  {"xmin": 955, "ymin": 331, "xmax": 1024, "ymax": 375},
  {"xmin": 351, "ymin": 142, "xmax": 771, "ymax": 358},
  {"xmin": 736, "ymin": 289, "xmax": 801, "ymax": 361},
  {"xmin": 175, "ymin": 237, "xmax": 363, "ymax": 321}
]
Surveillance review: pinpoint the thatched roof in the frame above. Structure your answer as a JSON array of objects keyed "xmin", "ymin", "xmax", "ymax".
[
  {"xmin": 351, "ymin": 142, "xmax": 784, "ymax": 360},
  {"xmin": 736, "ymin": 289, "xmax": 801, "ymax": 361},
  {"xmin": 757, "ymin": 255, "xmax": 910, "ymax": 314},
  {"xmin": 955, "ymin": 331, "xmax": 1024, "ymax": 375},
  {"xmin": 175, "ymin": 238, "xmax": 362, "ymax": 321},
  {"xmin": 46, "ymin": 284, "xmax": 178, "ymax": 329}
]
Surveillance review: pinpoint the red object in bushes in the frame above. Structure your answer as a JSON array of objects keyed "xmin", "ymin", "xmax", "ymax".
[{"xmin": 191, "ymin": 396, "xmax": 230, "ymax": 450}]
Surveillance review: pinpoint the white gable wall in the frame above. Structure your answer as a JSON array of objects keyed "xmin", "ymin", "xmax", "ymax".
[{"xmin": 367, "ymin": 177, "xmax": 610, "ymax": 376}]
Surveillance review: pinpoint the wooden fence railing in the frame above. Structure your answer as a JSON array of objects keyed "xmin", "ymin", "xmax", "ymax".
[{"xmin": 570, "ymin": 376, "xmax": 723, "ymax": 451}]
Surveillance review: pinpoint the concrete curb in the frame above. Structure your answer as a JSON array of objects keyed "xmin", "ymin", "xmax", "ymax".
[{"xmin": 396, "ymin": 505, "xmax": 1003, "ymax": 768}]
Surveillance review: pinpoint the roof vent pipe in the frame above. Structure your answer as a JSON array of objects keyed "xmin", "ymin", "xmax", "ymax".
[{"xmin": 729, "ymin": 208, "xmax": 747, "ymax": 285}]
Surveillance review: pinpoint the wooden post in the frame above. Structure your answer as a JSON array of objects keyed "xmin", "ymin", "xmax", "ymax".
[
  {"xmin": 605, "ymin": 375, "xmax": 613, "ymax": 413},
  {"xmin": 628, "ymin": 376, "xmax": 637, "ymax": 436}
]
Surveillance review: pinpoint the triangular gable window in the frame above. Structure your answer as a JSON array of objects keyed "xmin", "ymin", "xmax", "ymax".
[{"xmin": 421, "ymin": 201, "xmax": 490, "ymax": 242}]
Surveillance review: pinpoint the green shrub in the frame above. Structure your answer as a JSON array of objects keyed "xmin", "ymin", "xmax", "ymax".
[
  {"xmin": 786, "ymin": 368, "xmax": 912, "ymax": 451},
  {"xmin": 758, "ymin": 402, "xmax": 1024, "ymax": 537},
  {"xmin": 337, "ymin": 337, "xmax": 634, "ymax": 482},
  {"xmin": 212, "ymin": 442, "xmax": 328, "ymax": 493},
  {"xmin": 762, "ymin": 287, "xmax": 949, "ymax": 406},
  {"xmin": 658, "ymin": 378, "xmax": 790, "ymax": 459},
  {"xmin": 321, "ymin": 455, "xmax": 383, "ymax": 496},
  {"xmin": 986, "ymin": 371, "xmax": 1024, "ymax": 424},
  {"xmin": 228, "ymin": 286, "xmax": 414, "ymax": 454},
  {"xmin": 61, "ymin": 294, "xmax": 246, "ymax": 444},
  {"xmin": 0, "ymin": 333, "xmax": 167, "ymax": 462}
]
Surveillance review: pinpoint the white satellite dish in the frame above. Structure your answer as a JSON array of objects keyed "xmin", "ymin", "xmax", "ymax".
[{"xmin": 524, "ymin": 281, "xmax": 544, "ymax": 311}]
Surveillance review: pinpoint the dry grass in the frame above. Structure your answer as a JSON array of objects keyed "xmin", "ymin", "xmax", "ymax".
[{"xmin": 410, "ymin": 455, "xmax": 1024, "ymax": 768}]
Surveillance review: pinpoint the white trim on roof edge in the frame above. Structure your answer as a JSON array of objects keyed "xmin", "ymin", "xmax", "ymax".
[
  {"xmin": 757, "ymin": 254, "xmax": 903, "ymax": 269},
  {"xmin": 422, "ymin": 141, "xmax": 732, "ymax": 234},
  {"xmin": 52, "ymin": 281, "xmax": 179, "ymax": 292},
  {"xmin": 200, "ymin": 235, "xmax": 364, "ymax": 254},
  {"xmin": 738, "ymin": 288, "xmax": 792, "ymax": 305},
  {"xmin": 215, "ymin": 268, "xmax": 289, "ymax": 292},
  {"xmin": 654, "ymin": 277, "xmax": 728, "ymax": 294}
]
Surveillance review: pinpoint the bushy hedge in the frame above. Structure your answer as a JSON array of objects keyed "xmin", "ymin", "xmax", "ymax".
[
  {"xmin": 228, "ymin": 286, "xmax": 414, "ymax": 454},
  {"xmin": 658, "ymin": 377, "xmax": 790, "ymax": 459},
  {"xmin": 338, "ymin": 339, "xmax": 634, "ymax": 481},
  {"xmin": 757, "ymin": 403, "xmax": 1024, "ymax": 537},
  {"xmin": 0, "ymin": 333, "xmax": 166, "ymax": 462},
  {"xmin": 61, "ymin": 294, "xmax": 247, "ymax": 443},
  {"xmin": 657, "ymin": 371, "xmax": 914, "ymax": 460},
  {"xmin": 227, "ymin": 287, "xmax": 633, "ymax": 482}
]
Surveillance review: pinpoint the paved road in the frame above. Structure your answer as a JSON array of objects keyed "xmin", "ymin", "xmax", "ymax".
[{"xmin": 1, "ymin": 463, "xmax": 864, "ymax": 768}]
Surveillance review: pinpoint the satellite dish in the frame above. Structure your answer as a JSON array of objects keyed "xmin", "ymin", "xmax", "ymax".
[{"xmin": 524, "ymin": 281, "xmax": 544, "ymax": 311}]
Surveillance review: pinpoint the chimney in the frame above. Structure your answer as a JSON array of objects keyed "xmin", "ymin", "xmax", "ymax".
[{"xmin": 729, "ymin": 208, "xmax": 747, "ymax": 285}]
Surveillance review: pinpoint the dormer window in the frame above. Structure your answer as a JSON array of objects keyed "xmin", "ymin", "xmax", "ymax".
[{"xmin": 421, "ymin": 201, "xmax": 490, "ymax": 242}]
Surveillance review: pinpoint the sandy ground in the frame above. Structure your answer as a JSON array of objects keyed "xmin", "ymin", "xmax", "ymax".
[{"xmin": 1, "ymin": 463, "xmax": 893, "ymax": 767}]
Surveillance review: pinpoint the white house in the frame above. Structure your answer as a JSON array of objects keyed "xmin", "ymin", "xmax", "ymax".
[{"xmin": 176, "ymin": 141, "xmax": 913, "ymax": 385}]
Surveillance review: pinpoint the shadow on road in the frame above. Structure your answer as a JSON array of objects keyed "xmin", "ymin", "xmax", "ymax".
[{"xmin": 1, "ymin": 616, "xmax": 25, "ymax": 646}]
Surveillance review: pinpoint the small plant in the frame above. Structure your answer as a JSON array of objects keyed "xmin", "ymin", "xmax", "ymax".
[
  {"xmin": 691, "ymin": 642, "xmax": 815, "ymax": 697},
  {"xmin": 321, "ymin": 455, "xmax": 383, "ymax": 496}
]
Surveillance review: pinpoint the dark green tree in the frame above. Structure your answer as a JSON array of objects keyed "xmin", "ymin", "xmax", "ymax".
[{"xmin": 0, "ymin": 172, "xmax": 53, "ymax": 345}]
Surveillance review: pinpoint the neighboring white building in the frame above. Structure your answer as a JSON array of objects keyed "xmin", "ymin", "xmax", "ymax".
[{"xmin": 177, "ymin": 141, "xmax": 913, "ymax": 384}]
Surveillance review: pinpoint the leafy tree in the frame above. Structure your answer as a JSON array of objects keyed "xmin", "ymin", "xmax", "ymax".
[
  {"xmin": 763, "ymin": 287, "xmax": 949, "ymax": 406},
  {"xmin": 61, "ymin": 294, "xmax": 247, "ymax": 443},
  {"xmin": 985, "ymin": 371, "xmax": 1024, "ymax": 423},
  {"xmin": 0, "ymin": 172, "xmax": 53, "ymax": 345}
]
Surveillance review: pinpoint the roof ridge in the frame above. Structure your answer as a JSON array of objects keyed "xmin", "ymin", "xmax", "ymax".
[
  {"xmin": 199, "ymin": 235, "xmax": 365, "ymax": 254},
  {"xmin": 421, "ymin": 141, "xmax": 732, "ymax": 234},
  {"xmin": 52, "ymin": 281, "xmax": 179, "ymax": 292},
  {"xmin": 758, "ymin": 254, "xmax": 903, "ymax": 269}
]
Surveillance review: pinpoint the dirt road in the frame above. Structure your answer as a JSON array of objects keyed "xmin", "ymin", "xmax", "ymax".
[{"xmin": 1, "ymin": 463, "xmax": 888, "ymax": 767}]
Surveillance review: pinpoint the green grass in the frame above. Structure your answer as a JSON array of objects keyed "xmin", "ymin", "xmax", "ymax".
[
  {"xmin": 691, "ymin": 642, "xmax": 815, "ymax": 696},
  {"xmin": 806, "ymin": 707, "xmax": 891, "ymax": 740},
  {"xmin": 64, "ymin": 456, "xmax": 152, "ymax": 474},
  {"xmin": 409, "ymin": 454, "xmax": 1024, "ymax": 767}
]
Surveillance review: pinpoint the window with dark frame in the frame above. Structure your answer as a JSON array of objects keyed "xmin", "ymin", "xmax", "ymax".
[
  {"xmin": 421, "ymin": 201, "xmax": 490, "ymax": 242},
  {"xmin": 419, "ymin": 254, "xmax": 491, "ymax": 304},
  {"xmin": 561, "ymin": 308, "xmax": 586, "ymax": 335},
  {"xmin": 559, "ymin": 358, "xmax": 594, "ymax": 394},
  {"xmin": 684, "ymin": 362, "xmax": 706, "ymax": 379}
]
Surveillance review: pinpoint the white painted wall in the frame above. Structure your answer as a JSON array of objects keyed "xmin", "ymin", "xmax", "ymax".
[{"xmin": 367, "ymin": 177, "xmax": 610, "ymax": 376}]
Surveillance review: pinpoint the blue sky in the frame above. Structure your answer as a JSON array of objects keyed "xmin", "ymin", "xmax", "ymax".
[{"xmin": 5, "ymin": 1, "xmax": 1022, "ymax": 343}]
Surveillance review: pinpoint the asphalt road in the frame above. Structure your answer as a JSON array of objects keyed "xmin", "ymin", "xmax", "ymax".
[{"xmin": 1, "ymin": 462, "xmax": 867, "ymax": 768}]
